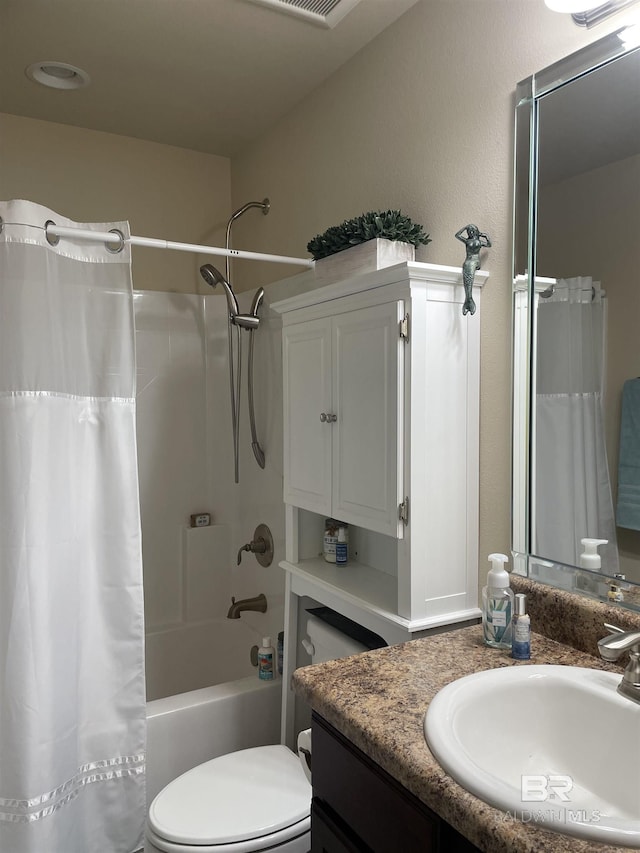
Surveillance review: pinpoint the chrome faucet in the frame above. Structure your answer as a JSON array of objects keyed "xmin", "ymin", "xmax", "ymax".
[
  {"xmin": 597, "ymin": 623, "xmax": 640, "ymax": 705},
  {"xmin": 226, "ymin": 593, "xmax": 268, "ymax": 620}
]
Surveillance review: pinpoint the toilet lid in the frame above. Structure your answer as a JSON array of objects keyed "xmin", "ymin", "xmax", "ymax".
[{"xmin": 148, "ymin": 745, "xmax": 312, "ymax": 846}]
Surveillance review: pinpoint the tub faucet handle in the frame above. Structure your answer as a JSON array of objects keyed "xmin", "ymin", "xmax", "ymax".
[
  {"xmin": 237, "ymin": 538, "xmax": 266, "ymax": 565},
  {"xmin": 236, "ymin": 524, "xmax": 274, "ymax": 567}
]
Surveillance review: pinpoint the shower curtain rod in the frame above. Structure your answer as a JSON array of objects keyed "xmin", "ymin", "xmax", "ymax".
[{"xmin": 44, "ymin": 222, "xmax": 315, "ymax": 268}]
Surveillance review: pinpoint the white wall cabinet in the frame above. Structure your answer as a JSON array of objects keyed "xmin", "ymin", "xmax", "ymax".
[
  {"xmin": 272, "ymin": 261, "xmax": 487, "ymax": 746},
  {"xmin": 283, "ymin": 300, "xmax": 404, "ymax": 538}
]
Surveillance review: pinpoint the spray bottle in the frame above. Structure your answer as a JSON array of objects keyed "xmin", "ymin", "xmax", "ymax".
[{"xmin": 482, "ymin": 553, "xmax": 514, "ymax": 650}]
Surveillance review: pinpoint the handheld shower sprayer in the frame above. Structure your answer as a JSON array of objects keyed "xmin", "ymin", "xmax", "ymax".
[
  {"xmin": 204, "ymin": 197, "xmax": 270, "ymax": 483},
  {"xmin": 199, "ymin": 264, "xmax": 239, "ymax": 318},
  {"xmin": 199, "ymin": 264, "xmax": 260, "ymax": 329}
]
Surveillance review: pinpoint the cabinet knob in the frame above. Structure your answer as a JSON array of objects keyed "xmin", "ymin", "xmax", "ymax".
[{"xmin": 320, "ymin": 413, "xmax": 337, "ymax": 423}]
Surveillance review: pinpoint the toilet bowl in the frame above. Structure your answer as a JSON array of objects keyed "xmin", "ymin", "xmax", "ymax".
[
  {"xmin": 146, "ymin": 744, "xmax": 311, "ymax": 853},
  {"xmin": 146, "ymin": 613, "xmax": 378, "ymax": 853}
]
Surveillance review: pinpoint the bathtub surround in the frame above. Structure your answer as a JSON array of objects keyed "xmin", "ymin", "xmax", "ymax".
[
  {"xmin": 136, "ymin": 288, "xmax": 288, "ymax": 698},
  {"xmin": 0, "ymin": 201, "xmax": 146, "ymax": 853}
]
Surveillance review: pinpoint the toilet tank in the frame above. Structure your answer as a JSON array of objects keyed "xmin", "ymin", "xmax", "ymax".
[{"xmin": 304, "ymin": 614, "xmax": 370, "ymax": 664}]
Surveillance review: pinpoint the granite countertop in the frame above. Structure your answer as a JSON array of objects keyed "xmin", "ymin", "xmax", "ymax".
[{"xmin": 292, "ymin": 624, "xmax": 632, "ymax": 853}]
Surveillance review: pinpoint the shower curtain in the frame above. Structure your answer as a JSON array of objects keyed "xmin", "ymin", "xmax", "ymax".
[
  {"xmin": 533, "ymin": 276, "xmax": 619, "ymax": 574},
  {"xmin": 0, "ymin": 200, "xmax": 146, "ymax": 853}
]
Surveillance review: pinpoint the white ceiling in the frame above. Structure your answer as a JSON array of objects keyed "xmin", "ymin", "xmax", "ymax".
[{"xmin": 0, "ymin": 0, "xmax": 419, "ymax": 157}]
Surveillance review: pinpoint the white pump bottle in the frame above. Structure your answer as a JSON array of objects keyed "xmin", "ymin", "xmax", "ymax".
[
  {"xmin": 579, "ymin": 538, "xmax": 608, "ymax": 570},
  {"xmin": 482, "ymin": 553, "xmax": 514, "ymax": 650}
]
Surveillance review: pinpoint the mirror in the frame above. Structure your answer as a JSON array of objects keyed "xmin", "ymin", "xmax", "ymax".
[{"xmin": 512, "ymin": 28, "xmax": 640, "ymax": 609}]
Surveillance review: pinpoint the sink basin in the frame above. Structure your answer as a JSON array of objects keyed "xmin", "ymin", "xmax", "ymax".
[{"xmin": 424, "ymin": 665, "xmax": 640, "ymax": 847}]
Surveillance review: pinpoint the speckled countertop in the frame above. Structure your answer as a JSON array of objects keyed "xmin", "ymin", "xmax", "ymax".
[{"xmin": 293, "ymin": 620, "xmax": 637, "ymax": 853}]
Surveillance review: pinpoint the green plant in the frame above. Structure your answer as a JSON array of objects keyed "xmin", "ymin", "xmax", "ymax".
[{"xmin": 307, "ymin": 209, "xmax": 431, "ymax": 260}]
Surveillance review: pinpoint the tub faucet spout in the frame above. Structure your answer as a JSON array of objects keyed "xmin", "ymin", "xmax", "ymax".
[{"xmin": 226, "ymin": 593, "xmax": 268, "ymax": 619}]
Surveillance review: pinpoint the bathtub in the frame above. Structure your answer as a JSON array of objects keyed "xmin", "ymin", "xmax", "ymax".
[
  {"xmin": 145, "ymin": 616, "xmax": 270, "ymax": 700},
  {"xmin": 145, "ymin": 618, "xmax": 282, "ymax": 805}
]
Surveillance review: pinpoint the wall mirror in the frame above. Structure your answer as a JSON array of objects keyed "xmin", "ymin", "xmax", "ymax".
[{"xmin": 512, "ymin": 27, "xmax": 640, "ymax": 611}]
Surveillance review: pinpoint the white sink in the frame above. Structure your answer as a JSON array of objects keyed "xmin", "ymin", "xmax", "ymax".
[{"xmin": 424, "ymin": 665, "xmax": 640, "ymax": 847}]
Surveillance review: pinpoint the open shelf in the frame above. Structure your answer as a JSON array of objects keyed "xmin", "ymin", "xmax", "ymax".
[
  {"xmin": 280, "ymin": 555, "xmax": 413, "ymax": 640},
  {"xmin": 287, "ymin": 554, "xmax": 397, "ymax": 610}
]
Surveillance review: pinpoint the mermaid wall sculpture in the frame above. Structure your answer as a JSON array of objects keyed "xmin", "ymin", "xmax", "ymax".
[{"xmin": 455, "ymin": 224, "xmax": 491, "ymax": 316}]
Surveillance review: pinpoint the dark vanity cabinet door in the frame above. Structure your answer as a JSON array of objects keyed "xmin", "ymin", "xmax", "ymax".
[{"xmin": 311, "ymin": 714, "xmax": 480, "ymax": 853}]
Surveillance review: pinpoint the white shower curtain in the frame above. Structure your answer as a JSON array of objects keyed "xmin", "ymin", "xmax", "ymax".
[
  {"xmin": 533, "ymin": 276, "xmax": 618, "ymax": 574},
  {"xmin": 0, "ymin": 200, "xmax": 146, "ymax": 853}
]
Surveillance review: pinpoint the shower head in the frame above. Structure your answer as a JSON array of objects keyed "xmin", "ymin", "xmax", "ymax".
[{"xmin": 199, "ymin": 264, "xmax": 240, "ymax": 318}]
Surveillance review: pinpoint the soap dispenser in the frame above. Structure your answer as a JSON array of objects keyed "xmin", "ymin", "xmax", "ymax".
[
  {"xmin": 482, "ymin": 553, "xmax": 514, "ymax": 650},
  {"xmin": 579, "ymin": 538, "xmax": 608, "ymax": 570}
]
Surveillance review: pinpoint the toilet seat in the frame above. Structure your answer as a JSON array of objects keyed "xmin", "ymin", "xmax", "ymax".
[{"xmin": 147, "ymin": 745, "xmax": 311, "ymax": 853}]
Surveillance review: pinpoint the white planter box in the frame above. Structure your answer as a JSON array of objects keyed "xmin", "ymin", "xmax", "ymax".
[{"xmin": 313, "ymin": 238, "xmax": 415, "ymax": 285}]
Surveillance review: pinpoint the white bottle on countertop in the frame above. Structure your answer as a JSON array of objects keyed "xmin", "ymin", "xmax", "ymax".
[{"xmin": 482, "ymin": 553, "xmax": 514, "ymax": 650}]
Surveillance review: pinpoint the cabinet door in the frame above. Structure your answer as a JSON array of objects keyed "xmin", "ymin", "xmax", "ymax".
[
  {"xmin": 332, "ymin": 301, "xmax": 404, "ymax": 537},
  {"xmin": 283, "ymin": 317, "xmax": 333, "ymax": 513},
  {"xmin": 311, "ymin": 799, "xmax": 369, "ymax": 853}
]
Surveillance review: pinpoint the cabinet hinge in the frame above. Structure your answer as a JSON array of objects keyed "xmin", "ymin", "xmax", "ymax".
[
  {"xmin": 399, "ymin": 314, "xmax": 410, "ymax": 342},
  {"xmin": 398, "ymin": 497, "xmax": 409, "ymax": 525}
]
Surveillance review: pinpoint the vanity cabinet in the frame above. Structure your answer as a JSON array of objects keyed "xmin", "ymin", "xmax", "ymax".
[
  {"xmin": 282, "ymin": 300, "xmax": 403, "ymax": 538},
  {"xmin": 311, "ymin": 714, "xmax": 480, "ymax": 853},
  {"xmin": 272, "ymin": 262, "xmax": 487, "ymax": 746}
]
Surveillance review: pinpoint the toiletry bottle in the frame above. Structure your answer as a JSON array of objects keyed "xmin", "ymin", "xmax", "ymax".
[
  {"xmin": 608, "ymin": 574, "xmax": 626, "ymax": 603},
  {"xmin": 511, "ymin": 593, "xmax": 531, "ymax": 660},
  {"xmin": 336, "ymin": 526, "xmax": 348, "ymax": 565},
  {"xmin": 482, "ymin": 553, "xmax": 514, "ymax": 650},
  {"xmin": 258, "ymin": 637, "xmax": 275, "ymax": 680},
  {"xmin": 578, "ymin": 538, "xmax": 608, "ymax": 570},
  {"xmin": 323, "ymin": 519, "xmax": 338, "ymax": 563}
]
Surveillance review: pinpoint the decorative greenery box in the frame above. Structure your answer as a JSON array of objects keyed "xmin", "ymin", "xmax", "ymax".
[
  {"xmin": 313, "ymin": 238, "xmax": 415, "ymax": 284},
  {"xmin": 307, "ymin": 209, "xmax": 430, "ymax": 285}
]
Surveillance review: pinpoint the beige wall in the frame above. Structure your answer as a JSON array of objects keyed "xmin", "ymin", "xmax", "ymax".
[
  {"xmin": 228, "ymin": 0, "xmax": 626, "ymax": 588},
  {"xmin": 0, "ymin": 113, "xmax": 231, "ymax": 293}
]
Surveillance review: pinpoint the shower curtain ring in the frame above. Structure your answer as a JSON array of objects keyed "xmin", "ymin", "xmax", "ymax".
[
  {"xmin": 106, "ymin": 228, "xmax": 125, "ymax": 254},
  {"xmin": 45, "ymin": 219, "xmax": 60, "ymax": 246}
]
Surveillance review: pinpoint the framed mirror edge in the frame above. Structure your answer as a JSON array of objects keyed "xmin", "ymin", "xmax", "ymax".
[
  {"xmin": 516, "ymin": 25, "xmax": 637, "ymax": 99},
  {"xmin": 511, "ymin": 26, "xmax": 640, "ymax": 613},
  {"xmin": 511, "ymin": 552, "xmax": 640, "ymax": 615}
]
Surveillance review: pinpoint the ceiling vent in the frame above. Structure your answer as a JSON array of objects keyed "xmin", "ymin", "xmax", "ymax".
[{"xmin": 244, "ymin": 0, "xmax": 363, "ymax": 28}]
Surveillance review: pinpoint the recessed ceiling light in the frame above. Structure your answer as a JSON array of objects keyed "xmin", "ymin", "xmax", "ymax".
[{"xmin": 25, "ymin": 61, "xmax": 90, "ymax": 90}]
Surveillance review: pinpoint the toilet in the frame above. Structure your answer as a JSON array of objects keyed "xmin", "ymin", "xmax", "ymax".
[{"xmin": 146, "ymin": 613, "xmax": 374, "ymax": 853}]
